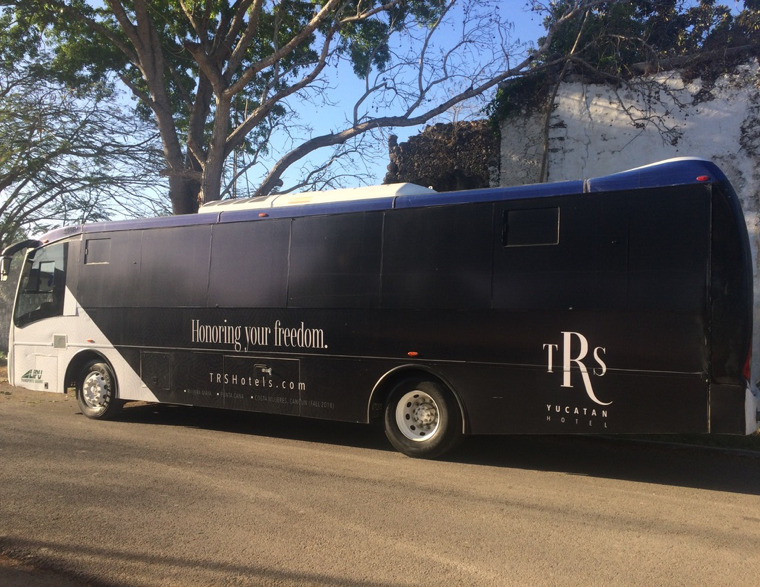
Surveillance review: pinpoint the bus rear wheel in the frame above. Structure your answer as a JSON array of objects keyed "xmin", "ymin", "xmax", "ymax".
[
  {"xmin": 383, "ymin": 379, "xmax": 462, "ymax": 458},
  {"xmin": 76, "ymin": 360, "xmax": 122, "ymax": 420}
]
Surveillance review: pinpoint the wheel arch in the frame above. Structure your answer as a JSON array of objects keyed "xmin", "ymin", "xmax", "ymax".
[
  {"xmin": 65, "ymin": 350, "xmax": 119, "ymax": 397},
  {"xmin": 367, "ymin": 365, "xmax": 468, "ymax": 434}
]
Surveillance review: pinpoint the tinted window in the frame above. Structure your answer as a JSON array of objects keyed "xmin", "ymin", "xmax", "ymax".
[
  {"xmin": 382, "ymin": 204, "xmax": 493, "ymax": 309},
  {"xmin": 15, "ymin": 243, "xmax": 67, "ymax": 327},
  {"xmin": 503, "ymin": 207, "xmax": 559, "ymax": 247},
  {"xmin": 77, "ymin": 230, "xmax": 141, "ymax": 308},
  {"xmin": 492, "ymin": 195, "xmax": 628, "ymax": 311},
  {"xmin": 84, "ymin": 238, "xmax": 111, "ymax": 264},
  {"xmin": 138, "ymin": 226, "xmax": 212, "ymax": 307},
  {"xmin": 208, "ymin": 219, "xmax": 290, "ymax": 307},
  {"xmin": 289, "ymin": 213, "xmax": 382, "ymax": 308}
]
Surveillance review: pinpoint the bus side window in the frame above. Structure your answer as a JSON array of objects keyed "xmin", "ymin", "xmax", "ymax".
[
  {"xmin": 503, "ymin": 207, "xmax": 560, "ymax": 247},
  {"xmin": 14, "ymin": 243, "xmax": 67, "ymax": 327},
  {"xmin": 288, "ymin": 212, "xmax": 382, "ymax": 308},
  {"xmin": 84, "ymin": 238, "xmax": 111, "ymax": 264}
]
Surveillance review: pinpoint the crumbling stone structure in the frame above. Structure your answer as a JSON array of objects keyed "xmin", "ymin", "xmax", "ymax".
[{"xmin": 384, "ymin": 120, "xmax": 499, "ymax": 191}]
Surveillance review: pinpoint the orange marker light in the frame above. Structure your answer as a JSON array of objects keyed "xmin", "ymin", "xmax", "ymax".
[{"xmin": 407, "ymin": 351, "xmax": 419, "ymax": 357}]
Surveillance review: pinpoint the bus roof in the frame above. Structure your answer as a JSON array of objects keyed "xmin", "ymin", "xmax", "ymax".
[
  {"xmin": 197, "ymin": 182, "xmax": 437, "ymax": 213},
  {"xmin": 21, "ymin": 157, "xmax": 732, "ymax": 246}
]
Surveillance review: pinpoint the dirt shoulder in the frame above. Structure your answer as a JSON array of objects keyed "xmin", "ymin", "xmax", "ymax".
[{"xmin": 0, "ymin": 365, "xmax": 88, "ymax": 585}]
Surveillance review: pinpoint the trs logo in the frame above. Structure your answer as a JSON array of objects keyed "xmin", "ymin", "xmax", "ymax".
[{"xmin": 543, "ymin": 331, "xmax": 611, "ymax": 406}]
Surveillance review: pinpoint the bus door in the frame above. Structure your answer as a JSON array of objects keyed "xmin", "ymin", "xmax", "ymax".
[{"xmin": 8, "ymin": 241, "xmax": 70, "ymax": 391}]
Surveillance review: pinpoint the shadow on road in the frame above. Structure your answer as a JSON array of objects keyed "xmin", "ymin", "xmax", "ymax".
[
  {"xmin": 451, "ymin": 434, "xmax": 760, "ymax": 496},
  {"xmin": 115, "ymin": 401, "xmax": 760, "ymax": 496},
  {"xmin": 0, "ymin": 536, "xmax": 400, "ymax": 587}
]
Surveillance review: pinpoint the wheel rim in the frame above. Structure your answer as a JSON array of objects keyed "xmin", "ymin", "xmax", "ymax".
[
  {"xmin": 395, "ymin": 390, "xmax": 440, "ymax": 442},
  {"xmin": 82, "ymin": 371, "xmax": 110, "ymax": 409}
]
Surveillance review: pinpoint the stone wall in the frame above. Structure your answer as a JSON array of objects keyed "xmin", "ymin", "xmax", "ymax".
[{"xmin": 385, "ymin": 120, "xmax": 500, "ymax": 191}]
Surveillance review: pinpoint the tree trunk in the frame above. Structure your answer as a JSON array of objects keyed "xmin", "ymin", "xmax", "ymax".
[
  {"xmin": 199, "ymin": 154, "xmax": 225, "ymax": 206},
  {"xmin": 197, "ymin": 97, "xmax": 232, "ymax": 205},
  {"xmin": 169, "ymin": 175, "xmax": 201, "ymax": 214}
]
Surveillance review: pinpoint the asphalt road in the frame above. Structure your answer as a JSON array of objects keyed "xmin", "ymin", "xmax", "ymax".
[{"xmin": 1, "ymin": 382, "xmax": 760, "ymax": 586}]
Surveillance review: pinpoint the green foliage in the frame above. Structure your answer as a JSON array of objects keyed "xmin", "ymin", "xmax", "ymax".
[
  {"xmin": 485, "ymin": 71, "xmax": 553, "ymax": 120},
  {"xmin": 1, "ymin": 0, "xmax": 456, "ymax": 208},
  {"xmin": 6, "ymin": 0, "xmax": 438, "ymax": 154},
  {"xmin": 490, "ymin": 0, "xmax": 760, "ymax": 121},
  {"xmin": 1, "ymin": 0, "xmax": 500, "ymax": 212},
  {"xmin": 340, "ymin": 19, "xmax": 392, "ymax": 77}
]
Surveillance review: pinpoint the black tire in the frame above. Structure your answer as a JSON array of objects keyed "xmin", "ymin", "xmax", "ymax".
[
  {"xmin": 383, "ymin": 379, "xmax": 462, "ymax": 458},
  {"xmin": 76, "ymin": 360, "xmax": 122, "ymax": 420}
]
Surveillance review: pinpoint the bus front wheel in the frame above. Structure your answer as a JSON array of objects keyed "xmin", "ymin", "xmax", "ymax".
[
  {"xmin": 76, "ymin": 360, "xmax": 122, "ymax": 420},
  {"xmin": 383, "ymin": 379, "xmax": 462, "ymax": 458}
]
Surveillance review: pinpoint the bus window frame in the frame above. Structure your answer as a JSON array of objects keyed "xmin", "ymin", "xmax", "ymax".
[{"xmin": 14, "ymin": 242, "xmax": 68, "ymax": 328}]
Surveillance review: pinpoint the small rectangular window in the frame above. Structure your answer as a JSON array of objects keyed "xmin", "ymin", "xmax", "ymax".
[
  {"xmin": 84, "ymin": 238, "xmax": 111, "ymax": 264},
  {"xmin": 503, "ymin": 207, "xmax": 560, "ymax": 247}
]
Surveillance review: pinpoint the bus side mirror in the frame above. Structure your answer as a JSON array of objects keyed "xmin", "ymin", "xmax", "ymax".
[
  {"xmin": 0, "ymin": 239, "xmax": 43, "ymax": 282},
  {"xmin": 1, "ymin": 256, "xmax": 11, "ymax": 281}
]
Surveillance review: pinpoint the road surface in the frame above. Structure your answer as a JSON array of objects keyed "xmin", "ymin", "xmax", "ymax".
[{"xmin": 1, "ymin": 382, "xmax": 759, "ymax": 586}]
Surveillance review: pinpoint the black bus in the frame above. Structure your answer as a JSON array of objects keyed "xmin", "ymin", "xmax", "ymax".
[{"xmin": 3, "ymin": 157, "xmax": 758, "ymax": 457}]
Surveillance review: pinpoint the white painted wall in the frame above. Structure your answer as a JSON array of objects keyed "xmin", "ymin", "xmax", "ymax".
[{"xmin": 501, "ymin": 61, "xmax": 760, "ymax": 379}]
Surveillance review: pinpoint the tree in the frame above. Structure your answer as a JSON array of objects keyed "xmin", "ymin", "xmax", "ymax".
[
  {"xmin": 488, "ymin": 0, "xmax": 760, "ymax": 180},
  {"xmin": 0, "ymin": 21, "xmax": 168, "ymax": 247},
  {"xmin": 490, "ymin": 0, "xmax": 760, "ymax": 120},
  {"xmin": 2, "ymin": 0, "xmax": 611, "ymax": 214}
]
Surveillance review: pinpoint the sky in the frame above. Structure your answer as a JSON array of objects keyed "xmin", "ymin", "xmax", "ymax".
[
  {"xmin": 270, "ymin": 2, "xmax": 549, "ymax": 191},
  {"xmin": 91, "ymin": 0, "xmax": 550, "ymax": 195},
  {"xmin": 291, "ymin": 0, "xmax": 744, "ymax": 190}
]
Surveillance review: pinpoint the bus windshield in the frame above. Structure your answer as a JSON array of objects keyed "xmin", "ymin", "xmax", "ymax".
[{"xmin": 14, "ymin": 243, "xmax": 67, "ymax": 328}]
